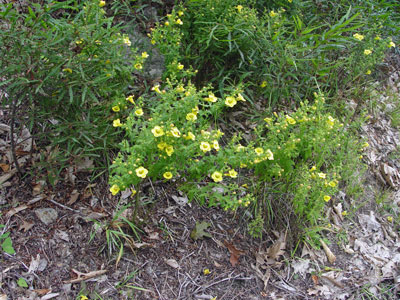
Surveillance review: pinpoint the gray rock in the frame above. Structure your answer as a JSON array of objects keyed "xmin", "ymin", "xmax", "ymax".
[{"xmin": 35, "ymin": 208, "xmax": 58, "ymax": 225}]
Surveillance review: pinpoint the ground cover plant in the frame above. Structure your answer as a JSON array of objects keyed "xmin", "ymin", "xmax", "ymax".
[{"xmin": 1, "ymin": 1, "xmax": 400, "ymax": 298}]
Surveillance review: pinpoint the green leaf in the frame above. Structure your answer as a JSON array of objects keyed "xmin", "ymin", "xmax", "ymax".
[
  {"xmin": 190, "ymin": 221, "xmax": 212, "ymax": 240},
  {"xmin": 17, "ymin": 277, "xmax": 28, "ymax": 288},
  {"xmin": 1, "ymin": 237, "xmax": 15, "ymax": 255}
]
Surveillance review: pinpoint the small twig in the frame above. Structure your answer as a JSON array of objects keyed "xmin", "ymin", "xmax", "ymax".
[
  {"xmin": 48, "ymin": 198, "xmax": 80, "ymax": 213},
  {"xmin": 63, "ymin": 269, "xmax": 107, "ymax": 284}
]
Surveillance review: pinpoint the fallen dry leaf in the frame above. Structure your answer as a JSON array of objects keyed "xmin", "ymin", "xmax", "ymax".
[
  {"xmin": 67, "ymin": 189, "xmax": 79, "ymax": 205},
  {"xmin": 19, "ymin": 220, "xmax": 34, "ymax": 232},
  {"xmin": 0, "ymin": 163, "xmax": 9, "ymax": 172},
  {"xmin": 311, "ymin": 274, "xmax": 319, "ymax": 285},
  {"xmin": 267, "ymin": 237, "xmax": 286, "ymax": 260},
  {"xmin": 320, "ymin": 239, "xmax": 336, "ymax": 264},
  {"xmin": 224, "ymin": 240, "xmax": 245, "ymax": 267},
  {"xmin": 33, "ymin": 289, "xmax": 51, "ymax": 296},
  {"xmin": 165, "ymin": 259, "xmax": 180, "ymax": 269},
  {"xmin": 64, "ymin": 269, "xmax": 107, "ymax": 284}
]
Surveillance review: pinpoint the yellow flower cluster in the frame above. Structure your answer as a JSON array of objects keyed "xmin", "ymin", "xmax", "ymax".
[{"xmin": 353, "ymin": 33, "xmax": 364, "ymax": 41}]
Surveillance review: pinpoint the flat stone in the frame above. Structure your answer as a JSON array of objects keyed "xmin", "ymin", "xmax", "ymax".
[{"xmin": 35, "ymin": 208, "xmax": 58, "ymax": 225}]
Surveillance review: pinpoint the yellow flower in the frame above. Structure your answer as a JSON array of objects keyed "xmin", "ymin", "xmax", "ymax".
[
  {"xmin": 205, "ymin": 93, "xmax": 218, "ymax": 102},
  {"xmin": 165, "ymin": 145, "xmax": 174, "ymax": 156},
  {"xmin": 260, "ymin": 81, "xmax": 267, "ymax": 88},
  {"xmin": 328, "ymin": 181, "xmax": 336, "ymax": 187},
  {"xmin": 184, "ymin": 131, "xmax": 196, "ymax": 141},
  {"xmin": 170, "ymin": 127, "xmax": 181, "ymax": 138},
  {"xmin": 112, "ymin": 105, "xmax": 120, "ymax": 112},
  {"xmin": 141, "ymin": 52, "xmax": 149, "ymax": 58},
  {"xmin": 157, "ymin": 142, "xmax": 167, "ymax": 150},
  {"xmin": 126, "ymin": 95, "xmax": 134, "ymax": 104},
  {"xmin": 123, "ymin": 36, "xmax": 131, "ymax": 46},
  {"xmin": 324, "ymin": 195, "xmax": 331, "ymax": 202},
  {"xmin": 228, "ymin": 169, "xmax": 238, "ymax": 178},
  {"xmin": 201, "ymin": 130, "xmax": 211, "ymax": 138},
  {"xmin": 163, "ymin": 172, "xmax": 173, "ymax": 180},
  {"xmin": 364, "ymin": 49, "xmax": 372, "ymax": 55},
  {"xmin": 341, "ymin": 211, "xmax": 348, "ymax": 216},
  {"xmin": 203, "ymin": 268, "xmax": 211, "ymax": 275},
  {"xmin": 99, "ymin": 1, "xmax": 106, "ymax": 8},
  {"xmin": 200, "ymin": 142, "xmax": 211, "ymax": 152},
  {"xmin": 175, "ymin": 18, "xmax": 183, "ymax": 25},
  {"xmin": 136, "ymin": 167, "xmax": 148, "ymax": 178},
  {"xmin": 317, "ymin": 172, "xmax": 326, "ymax": 179},
  {"xmin": 177, "ymin": 63, "xmax": 184, "ymax": 70},
  {"xmin": 109, "ymin": 184, "xmax": 119, "ymax": 195},
  {"xmin": 151, "ymin": 126, "xmax": 165, "ymax": 137},
  {"xmin": 269, "ymin": 10, "xmax": 277, "ymax": 17},
  {"xmin": 375, "ymin": 35, "xmax": 381, "ymax": 40},
  {"xmin": 178, "ymin": 11, "xmax": 184, "ymax": 16},
  {"xmin": 236, "ymin": 5, "xmax": 243, "ymax": 12},
  {"xmin": 186, "ymin": 112, "xmax": 197, "ymax": 121},
  {"xmin": 63, "ymin": 68, "xmax": 72, "ymax": 73},
  {"xmin": 151, "ymin": 84, "xmax": 161, "ymax": 94},
  {"xmin": 362, "ymin": 142, "xmax": 369, "ymax": 148},
  {"xmin": 151, "ymin": 39, "xmax": 156, "ymax": 45},
  {"xmin": 365, "ymin": 69, "xmax": 371, "ymax": 75},
  {"xmin": 225, "ymin": 96, "xmax": 237, "ymax": 107},
  {"xmin": 265, "ymin": 149, "xmax": 274, "ymax": 160},
  {"xmin": 134, "ymin": 63, "xmax": 142, "ymax": 70},
  {"xmin": 135, "ymin": 108, "xmax": 143, "ymax": 116},
  {"xmin": 165, "ymin": 21, "xmax": 170, "ymax": 26},
  {"xmin": 176, "ymin": 85, "xmax": 185, "ymax": 93},
  {"xmin": 353, "ymin": 33, "xmax": 364, "ymax": 41},
  {"xmin": 255, "ymin": 147, "xmax": 264, "ymax": 156},
  {"xmin": 288, "ymin": 0, "xmax": 292, "ymax": 2},
  {"xmin": 95, "ymin": 40, "xmax": 101, "ymax": 45},
  {"xmin": 327, "ymin": 116, "xmax": 335, "ymax": 126},
  {"xmin": 113, "ymin": 119, "xmax": 122, "ymax": 127},
  {"xmin": 211, "ymin": 171, "xmax": 223, "ymax": 182},
  {"xmin": 286, "ymin": 116, "xmax": 296, "ymax": 125},
  {"xmin": 236, "ymin": 93, "xmax": 245, "ymax": 102},
  {"xmin": 212, "ymin": 140, "xmax": 219, "ymax": 151},
  {"xmin": 240, "ymin": 163, "xmax": 247, "ymax": 168},
  {"xmin": 387, "ymin": 216, "xmax": 393, "ymax": 222},
  {"xmin": 389, "ymin": 41, "xmax": 396, "ymax": 48}
]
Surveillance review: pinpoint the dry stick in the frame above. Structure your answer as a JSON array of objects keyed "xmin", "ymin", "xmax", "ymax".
[{"xmin": 10, "ymin": 94, "xmax": 23, "ymax": 176}]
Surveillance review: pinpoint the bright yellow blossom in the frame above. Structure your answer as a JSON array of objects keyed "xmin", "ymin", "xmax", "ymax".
[
  {"xmin": 265, "ymin": 149, "xmax": 274, "ymax": 160},
  {"xmin": 211, "ymin": 171, "xmax": 223, "ymax": 182},
  {"xmin": 163, "ymin": 172, "xmax": 173, "ymax": 180},
  {"xmin": 184, "ymin": 132, "xmax": 196, "ymax": 141},
  {"xmin": 236, "ymin": 5, "xmax": 243, "ymax": 12},
  {"xmin": 364, "ymin": 49, "xmax": 372, "ymax": 55},
  {"xmin": 170, "ymin": 127, "xmax": 181, "ymax": 138},
  {"xmin": 157, "ymin": 142, "xmax": 167, "ymax": 150},
  {"xmin": 225, "ymin": 96, "xmax": 237, "ymax": 107},
  {"xmin": 136, "ymin": 166, "xmax": 148, "ymax": 178},
  {"xmin": 112, "ymin": 105, "xmax": 120, "ymax": 112},
  {"xmin": 255, "ymin": 147, "xmax": 264, "ymax": 156},
  {"xmin": 123, "ymin": 36, "xmax": 131, "ymax": 46},
  {"xmin": 205, "ymin": 93, "xmax": 218, "ymax": 102},
  {"xmin": 151, "ymin": 126, "xmax": 165, "ymax": 137},
  {"xmin": 126, "ymin": 95, "xmax": 134, "ymax": 104},
  {"xmin": 134, "ymin": 63, "xmax": 142, "ymax": 70},
  {"xmin": 328, "ymin": 181, "xmax": 336, "ymax": 187},
  {"xmin": 165, "ymin": 145, "xmax": 174, "ymax": 156},
  {"xmin": 200, "ymin": 142, "xmax": 211, "ymax": 152},
  {"xmin": 353, "ymin": 33, "xmax": 364, "ymax": 41},
  {"xmin": 317, "ymin": 172, "xmax": 326, "ymax": 179},
  {"xmin": 324, "ymin": 195, "xmax": 331, "ymax": 202},
  {"xmin": 236, "ymin": 93, "xmax": 245, "ymax": 101},
  {"xmin": 269, "ymin": 10, "xmax": 277, "ymax": 17},
  {"xmin": 113, "ymin": 119, "xmax": 122, "ymax": 127},
  {"xmin": 177, "ymin": 63, "xmax": 184, "ymax": 70},
  {"xmin": 366, "ymin": 70, "xmax": 371, "ymax": 75},
  {"xmin": 109, "ymin": 184, "xmax": 119, "ymax": 195},
  {"xmin": 260, "ymin": 81, "xmax": 267, "ymax": 88},
  {"xmin": 175, "ymin": 19, "xmax": 183, "ymax": 25},
  {"xmin": 212, "ymin": 140, "xmax": 220, "ymax": 151},
  {"xmin": 203, "ymin": 268, "xmax": 211, "ymax": 275},
  {"xmin": 141, "ymin": 52, "xmax": 149, "ymax": 58},
  {"xmin": 151, "ymin": 84, "xmax": 161, "ymax": 94},
  {"xmin": 63, "ymin": 68, "xmax": 72, "ymax": 73},
  {"xmin": 228, "ymin": 169, "xmax": 238, "ymax": 178},
  {"xmin": 186, "ymin": 112, "xmax": 197, "ymax": 121},
  {"xmin": 389, "ymin": 41, "xmax": 396, "ymax": 48},
  {"xmin": 286, "ymin": 116, "xmax": 296, "ymax": 125},
  {"xmin": 135, "ymin": 108, "xmax": 143, "ymax": 116},
  {"xmin": 99, "ymin": 1, "xmax": 106, "ymax": 8}
]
